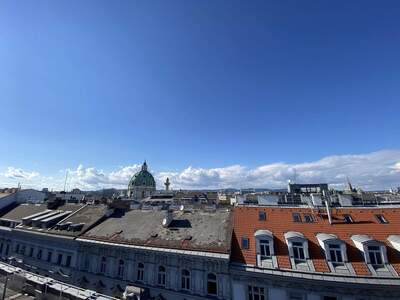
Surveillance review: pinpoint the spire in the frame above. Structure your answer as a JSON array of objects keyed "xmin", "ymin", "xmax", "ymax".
[
  {"xmin": 142, "ymin": 160, "xmax": 148, "ymax": 171},
  {"xmin": 164, "ymin": 177, "xmax": 170, "ymax": 191}
]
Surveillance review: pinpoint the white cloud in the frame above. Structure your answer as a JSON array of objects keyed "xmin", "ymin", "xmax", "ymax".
[
  {"xmin": 1, "ymin": 150, "xmax": 400, "ymax": 191},
  {"xmin": 64, "ymin": 164, "xmax": 141, "ymax": 190},
  {"xmin": 3, "ymin": 167, "xmax": 39, "ymax": 179},
  {"xmin": 392, "ymin": 162, "xmax": 400, "ymax": 173}
]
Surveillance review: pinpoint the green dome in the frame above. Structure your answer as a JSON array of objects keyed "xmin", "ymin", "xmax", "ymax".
[{"xmin": 128, "ymin": 162, "xmax": 156, "ymax": 187}]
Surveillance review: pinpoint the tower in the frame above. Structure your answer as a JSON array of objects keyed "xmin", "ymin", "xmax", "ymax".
[
  {"xmin": 127, "ymin": 161, "xmax": 156, "ymax": 200},
  {"xmin": 164, "ymin": 177, "xmax": 170, "ymax": 191}
]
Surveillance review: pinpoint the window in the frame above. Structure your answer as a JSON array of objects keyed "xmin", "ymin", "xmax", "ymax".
[
  {"xmin": 375, "ymin": 214, "xmax": 388, "ymax": 224},
  {"xmin": 57, "ymin": 253, "xmax": 63, "ymax": 265},
  {"xmin": 304, "ymin": 214, "xmax": 314, "ymax": 223},
  {"xmin": 248, "ymin": 285, "xmax": 265, "ymax": 300},
  {"xmin": 344, "ymin": 214, "xmax": 354, "ymax": 223},
  {"xmin": 368, "ymin": 245, "xmax": 383, "ymax": 266},
  {"xmin": 65, "ymin": 255, "xmax": 71, "ymax": 267},
  {"xmin": 5, "ymin": 244, "xmax": 9, "ymax": 256},
  {"xmin": 157, "ymin": 266, "xmax": 166, "ymax": 286},
  {"xmin": 20, "ymin": 245, "xmax": 26, "ymax": 255},
  {"xmin": 100, "ymin": 257, "xmax": 107, "ymax": 273},
  {"xmin": 259, "ymin": 240, "xmax": 271, "ymax": 258},
  {"xmin": 258, "ymin": 211, "xmax": 266, "ymax": 221},
  {"xmin": 323, "ymin": 297, "xmax": 337, "ymax": 300},
  {"xmin": 137, "ymin": 263, "xmax": 144, "ymax": 282},
  {"xmin": 241, "ymin": 237, "xmax": 249, "ymax": 249},
  {"xmin": 207, "ymin": 273, "xmax": 217, "ymax": 295},
  {"xmin": 0, "ymin": 243, "xmax": 3, "ymax": 253},
  {"xmin": 83, "ymin": 256, "xmax": 90, "ymax": 271},
  {"xmin": 117, "ymin": 259, "xmax": 125, "ymax": 278},
  {"xmin": 292, "ymin": 213, "xmax": 301, "ymax": 223},
  {"xmin": 15, "ymin": 244, "xmax": 20, "ymax": 253},
  {"xmin": 181, "ymin": 269, "xmax": 190, "ymax": 290},
  {"xmin": 292, "ymin": 242, "xmax": 305, "ymax": 261},
  {"xmin": 328, "ymin": 244, "xmax": 343, "ymax": 264},
  {"xmin": 37, "ymin": 249, "xmax": 42, "ymax": 260},
  {"xmin": 29, "ymin": 247, "xmax": 34, "ymax": 257},
  {"xmin": 47, "ymin": 251, "xmax": 52, "ymax": 262}
]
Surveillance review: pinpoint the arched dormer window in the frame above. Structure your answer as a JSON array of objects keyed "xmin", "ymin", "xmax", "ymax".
[
  {"xmin": 284, "ymin": 231, "xmax": 314, "ymax": 271},
  {"xmin": 254, "ymin": 230, "xmax": 277, "ymax": 268},
  {"xmin": 351, "ymin": 235, "xmax": 396, "ymax": 276},
  {"xmin": 157, "ymin": 266, "xmax": 166, "ymax": 287},
  {"xmin": 316, "ymin": 233, "xmax": 352, "ymax": 274},
  {"xmin": 137, "ymin": 263, "xmax": 144, "ymax": 282}
]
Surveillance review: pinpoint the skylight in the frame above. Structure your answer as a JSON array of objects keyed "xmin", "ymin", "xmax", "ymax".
[
  {"xmin": 343, "ymin": 214, "xmax": 354, "ymax": 223},
  {"xmin": 375, "ymin": 214, "xmax": 388, "ymax": 224},
  {"xmin": 292, "ymin": 213, "xmax": 302, "ymax": 223}
]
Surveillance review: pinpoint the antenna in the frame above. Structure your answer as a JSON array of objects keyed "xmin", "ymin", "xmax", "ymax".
[
  {"xmin": 63, "ymin": 170, "xmax": 69, "ymax": 192},
  {"xmin": 293, "ymin": 168, "xmax": 297, "ymax": 184}
]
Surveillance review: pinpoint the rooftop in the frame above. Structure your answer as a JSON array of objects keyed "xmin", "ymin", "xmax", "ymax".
[
  {"xmin": 231, "ymin": 206, "xmax": 400, "ymax": 277},
  {"xmin": 83, "ymin": 208, "xmax": 232, "ymax": 254}
]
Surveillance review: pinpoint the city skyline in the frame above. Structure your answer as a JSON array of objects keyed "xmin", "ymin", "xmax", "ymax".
[
  {"xmin": 1, "ymin": 149, "xmax": 399, "ymax": 191},
  {"xmin": 1, "ymin": 1, "xmax": 399, "ymax": 191}
]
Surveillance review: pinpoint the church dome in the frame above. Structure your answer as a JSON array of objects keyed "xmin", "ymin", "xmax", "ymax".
[{"xmin": 128, "ymin": 162, "xmax": 156, "ymax": 188}]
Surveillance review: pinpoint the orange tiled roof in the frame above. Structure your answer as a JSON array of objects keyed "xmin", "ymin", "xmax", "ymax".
[{"xmin": 231, "ymin": 206, "xmax": 400, "ymax": 276}]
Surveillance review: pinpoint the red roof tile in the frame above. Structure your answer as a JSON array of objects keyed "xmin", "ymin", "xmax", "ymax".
[{"xmin": 231, "ymin": 206, "xmax": 400, "ymax": 276}]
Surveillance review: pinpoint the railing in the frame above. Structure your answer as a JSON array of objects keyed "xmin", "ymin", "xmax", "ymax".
[{"xmin": 0, "ymin": 260, "xmax": 117, "ymax": 300}]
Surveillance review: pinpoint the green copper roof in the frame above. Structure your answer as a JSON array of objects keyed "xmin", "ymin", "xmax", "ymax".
[{"xmin": 128, "ymin": 162, "xmax": 156, "ymax": 187}]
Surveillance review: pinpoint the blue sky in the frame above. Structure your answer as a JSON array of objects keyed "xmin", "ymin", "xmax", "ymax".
[{"xmin": 0, "ymin": 1, "xmax": 399, "ymax": 190}]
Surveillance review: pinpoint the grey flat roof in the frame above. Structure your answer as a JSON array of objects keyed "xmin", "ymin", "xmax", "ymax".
[
  {"xmin": 48, "ymin": 204, "xmax": 108, "ymax": 237},
  {"xmin": 0, "ymin": 203, "xmax": 85, "ymax": 230},
  {"xmin": 83, "ymin": 209, "xmax": 232, "ymax": 254},
  {"xmin": 0, "ymin": 204, "xmax": 47, "ymax": 222}
]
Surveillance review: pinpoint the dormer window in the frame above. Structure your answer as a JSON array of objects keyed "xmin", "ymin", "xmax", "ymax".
[
  {"xmin": 259, "ymin": 239, "xmax": 271, "ymax": 258},
  {"xmin": 350, "ymin": 235, "xmax": 396, "ymax": 276},
  {"xmin": 254, "ymin": 230, "xmax": 277, "ymax": 268},
  {"xmin": 328, "ymin": 244, "xmax": 343, "ymax": 264},
  {"xmin": 367, "ymin": 245, "xmax": 383, "ymax": 266},
  {"xmin": 285, "ymin": 231, "xmax": 313, "ymax": 271},
  {"xmin": 292, "ymin": 242, "xmax": 305, "ymax": 261},
  {"xmin": 316, "ymin": 233, "xmax": 352, "ymax": 274}
]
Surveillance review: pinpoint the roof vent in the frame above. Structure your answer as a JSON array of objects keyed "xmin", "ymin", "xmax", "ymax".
[
  {"xmin": 56, "ymin": 222, "xmax": 72, "ymax": 230},
  {"xmin": 68, "ymin": 223, "xmax": 85, "ymax": 232},
  {"xmin": 162, "ymin": 210, "xmax": 173, "ymax": 228}
]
